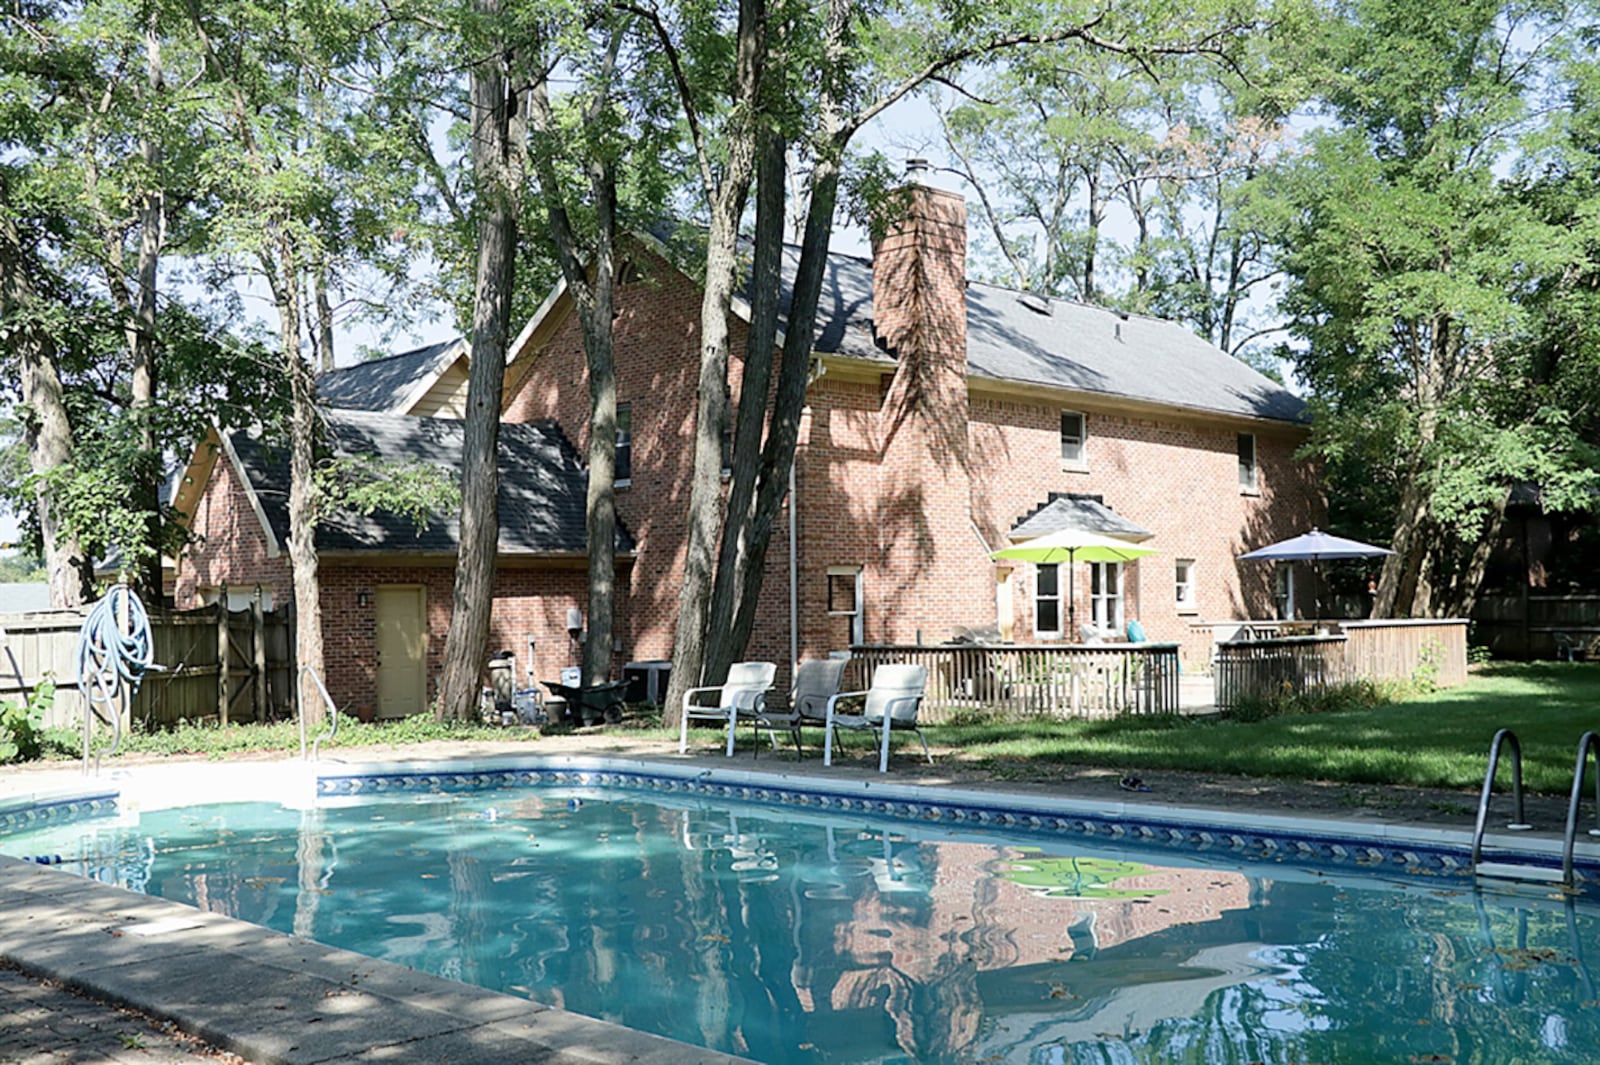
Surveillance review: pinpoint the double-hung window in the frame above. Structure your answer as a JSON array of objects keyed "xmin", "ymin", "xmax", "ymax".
[
  {"xmin": 1175, "ymin": 558, "xmax": 1197, "ymax": 612},
  {"xmin": 1091, "ymin": 562, "xmax": 1123, "ymax": 633},
  {"xmin": 1034, "ymin": 564, "xmax": 1062, "ymax": 638},
  {"xmin": 1237, "ymin": 432, "xmax": 1257, "ymax": 493},
  {"xmin": 827, "ymin": 565, "xmax": 864, "ymax": 645},
  {"xmin": 1061, "ymin": 411, "xmax": 1087, "ymax": 468}
]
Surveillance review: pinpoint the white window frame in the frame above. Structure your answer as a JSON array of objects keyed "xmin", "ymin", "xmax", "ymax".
[
  {"xmin": 1237, "ymin": 432, "xmax": 1258, "ymax": 493},
  {"xmin": 615, "ymin": 403, "xmax": 632, "ymax": 487},
  {"xmin": 1090, "ymin": 562, "xmax": 1123, "ymax": 633},
  {"xmin": 1060, "ymin": 411, "xmax": 1087, "ymax": 469},
  {"xmin": 1175, "ymin": 558, "xmax": 1197, "ymax": 612},
  {"xmin": 827, "ymin": 565, "xmax": 864, "ymax": 645},
  {"xmin": 1034, "ymin": 563, "xmax": 1063, "ymax": 639},
  {"xmin": 1275, "ymin": 565, "xmax": 1296, "ymax": 620}
]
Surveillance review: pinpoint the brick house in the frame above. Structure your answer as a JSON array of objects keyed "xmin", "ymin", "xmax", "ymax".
[{"xmin": 172, "ymin": 178, "xmax": 1317, "ymax": 715}]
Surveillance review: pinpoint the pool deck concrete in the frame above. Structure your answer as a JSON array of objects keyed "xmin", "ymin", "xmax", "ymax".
[{"xmin": 2, "ymin": 735, "xmax": 1595, "ymax": 1063}]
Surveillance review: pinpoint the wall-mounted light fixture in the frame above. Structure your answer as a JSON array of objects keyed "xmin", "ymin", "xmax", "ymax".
[{"xmin": 357, "ymin": 591, "xmax": 371, "ymax": 608}]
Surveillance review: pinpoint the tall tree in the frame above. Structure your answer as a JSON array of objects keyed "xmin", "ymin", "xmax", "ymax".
[
  {"xmin": 678, "ymin": 0, "xmax": 1279, "ymax": 710},
  {"xmin": 1276, "ymin": 0, "xmax": 1598, "ymax": 618},
  {"xmin": 434, "ymin": 0, "xmax": 531, "ymax": 720}
]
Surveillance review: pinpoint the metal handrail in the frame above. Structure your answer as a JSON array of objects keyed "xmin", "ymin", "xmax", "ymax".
[
  {"xmin": 1561, "ymin": 731, "xmax": 1600, "ymax": 886},
  {"xmin": 298, "ymin": 664, "xmax": 339, "ymax": 762},
  {"xmin": 1472, "ymin": 728, "xmax": 1534, "ymax": 867}
]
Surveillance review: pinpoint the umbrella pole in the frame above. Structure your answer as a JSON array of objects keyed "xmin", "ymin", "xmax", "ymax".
[{"xmin": 1067, "ymin": 549, "xmax": 1077, "ymax": 639}]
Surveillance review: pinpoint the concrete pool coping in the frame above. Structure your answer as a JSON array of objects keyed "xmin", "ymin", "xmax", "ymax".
[{"xmin": 4, "ymin": 748, "xmax": 1599, "ymax": 1063}]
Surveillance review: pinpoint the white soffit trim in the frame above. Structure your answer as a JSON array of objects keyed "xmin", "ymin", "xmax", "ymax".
[
  {"xmin": 396, "ymin": 337, "xmax": 469, "ymax": 415},
  {"xmin": 507, "ymin": 279, "xmax": 571, "ymax": 365}
]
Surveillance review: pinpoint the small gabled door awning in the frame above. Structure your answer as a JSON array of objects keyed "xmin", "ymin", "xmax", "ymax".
[{"xmin": 1007, "ymin": 493, "xmax": 1153, "ymax": 543}]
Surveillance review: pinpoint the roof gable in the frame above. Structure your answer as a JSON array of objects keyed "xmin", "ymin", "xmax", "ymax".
[
  {"xmin": 316, "ymin": 339, "xmax": 465, "ymax": 414},
  {"xmin": 225, "ymin": 411, "xmax": 634, "ymax": 556}
]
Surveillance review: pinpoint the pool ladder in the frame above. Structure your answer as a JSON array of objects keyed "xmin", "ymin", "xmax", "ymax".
[{"xmin": 1471, "ymin": 728, "xmax": 1600, "ymax": 887}]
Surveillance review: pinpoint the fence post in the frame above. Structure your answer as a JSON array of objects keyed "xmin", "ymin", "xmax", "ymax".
[
  {"xmin": 216, "ymin": 583, "xmax": 230, "ymax": 726},
  {"xmin": 251, "ymin": 585, "xmax": 268, "ymax": 722}
]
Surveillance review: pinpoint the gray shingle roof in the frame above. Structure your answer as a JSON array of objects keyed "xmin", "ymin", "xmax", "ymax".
[
  {"xmin": 316, "ymin": 339, "xmax": 463, "ymax": 412},
  {"xmin": 764, "ymin": 246, "xmax": 1304, "ymax": 424},
  {"xmin": 1008, "ymin": 493, "xmax": 1154, "ymax": 540},
  {"xmin": 227, "ymin": 411, "xmax": 634, "ymax": 556}
]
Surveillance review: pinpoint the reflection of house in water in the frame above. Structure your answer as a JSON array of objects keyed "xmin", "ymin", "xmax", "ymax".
[{"xmin": 792, "ymin": 834, "xmax": 1258, "ymax": 1061}]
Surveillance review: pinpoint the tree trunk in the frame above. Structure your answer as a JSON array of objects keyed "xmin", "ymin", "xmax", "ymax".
[
  {"xmin": 3, "ymin": 206, "xmax": 93, "ymax": 607},
  {"xmin": 310, "ymin": 263, "xmax": 336, "ymax": 372},
  {"xmin": 705, "ymin": 130, "xmax": 786, "ymax": 683},
  {"xmin": 132, "ymin": 12, "xmax": 164, "ymax": 602},
  {"xmin": 662, "ymin": 0, "xmax": 766, "ymax": 718},
  {"xmin": 278, "ymin": 231, "xmax": 327, "ymax": 727},
  {"xmin": 580, "ymin": 166, "xmax": 618, "ymax": 688},
  {"xmin": 436, "ymin": 2, "xmax": 524, "ymax": 720}
]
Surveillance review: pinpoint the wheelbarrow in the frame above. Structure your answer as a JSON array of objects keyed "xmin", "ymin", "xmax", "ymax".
[{"xmin": 543, "ymin": 678, "xmax": 629, "ymax": 726}]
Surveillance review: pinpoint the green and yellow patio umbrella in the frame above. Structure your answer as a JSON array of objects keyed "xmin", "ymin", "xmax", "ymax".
[{"xmin": 991, "ymin": 528, "xmax": 1158, "ymax": 636}]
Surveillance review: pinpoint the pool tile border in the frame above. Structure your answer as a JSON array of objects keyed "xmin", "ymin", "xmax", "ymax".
[{"xmin": 312, "ymin": 759, "xmax": 1597, "ymax": 887}]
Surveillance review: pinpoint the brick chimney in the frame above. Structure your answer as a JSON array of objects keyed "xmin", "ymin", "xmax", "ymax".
[
  {"xmin": 869, "ymin": 160, "xmax": 984, "ymax": 645},
  {"xmin": 871, "ymin": 159, "xmax": 968, "ymax": 366}
]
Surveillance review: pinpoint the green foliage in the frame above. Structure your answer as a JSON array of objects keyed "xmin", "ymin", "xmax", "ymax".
[
  {"xmin": 316, "ymin": 454, "xmax": 462, "ymax": 534},
  {"xmin": 1227, "ymin": 678, "xmax": 1401, "ymax": 722},
  {"xmin": 0, "ymin": 681, "xmax": 54, "ymax": 764},
  {"xmin": 0, "ymin": 552, "xmax": 45, "ymax": 582}
]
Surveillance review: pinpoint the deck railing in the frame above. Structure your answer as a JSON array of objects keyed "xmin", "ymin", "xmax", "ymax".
[
  {"xmin": 847, "ymin": 642, "xmax": 1182, "ymax": 722},
  {"xmin": 1213, "ymin": 635, "xmax": 1349, "ymax": 710},
  {"xmin": 1211, "ymin": 618, "xmax": 1467, "ymax": 709}
]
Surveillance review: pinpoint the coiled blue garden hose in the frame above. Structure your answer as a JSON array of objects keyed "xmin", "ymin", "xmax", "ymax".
[{"xmin": 75, "ymin": 584, "xmax": 153, "ymax": 767}]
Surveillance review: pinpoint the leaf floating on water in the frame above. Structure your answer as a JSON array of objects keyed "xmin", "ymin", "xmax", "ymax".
[
  {"xmin": 701, "ymin": 933, "xmax": 730, "ymax": 944},
  {"xmin": 1455, "ymin": 983, "xmax": 1481, "ymax": 991},
  {"xmin": 420, "ymin": 873, "xmax": 439, "ymax": 879}
]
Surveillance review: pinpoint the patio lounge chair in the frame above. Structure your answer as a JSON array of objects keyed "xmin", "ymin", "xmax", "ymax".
[
  {"xmin": 679, "ymin": 661, "xmax": 777, "ymax": 757},
  {"xmin": 749, "ymin": 657, "xmax": 848, "ymax": 759},
  {"xmin": 822, "ymin": 662, "xmax": 931, "ymax": 774}
]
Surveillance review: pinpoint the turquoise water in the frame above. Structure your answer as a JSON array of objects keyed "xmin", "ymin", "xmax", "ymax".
[{"xmin": 5, "ymin": 787, "xmax": 1600, "ymax": 1063}]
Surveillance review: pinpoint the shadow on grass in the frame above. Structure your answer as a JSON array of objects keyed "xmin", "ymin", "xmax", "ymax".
[{"xmin": 927, "ymin": 662, "xmax": 1600, "ymax": 793}]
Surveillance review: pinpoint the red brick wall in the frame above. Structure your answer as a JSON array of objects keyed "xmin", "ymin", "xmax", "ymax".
[
  {"xmin": 504, "ymin": 244, "xmax": 796, "ymax": 677},
  {"xmin": 175, "ymin": 449, "xmax": 292, "ymax": 608},
  {"xmin": 175, "ymin": 441, "xmax": 604, "ymax": 714}
]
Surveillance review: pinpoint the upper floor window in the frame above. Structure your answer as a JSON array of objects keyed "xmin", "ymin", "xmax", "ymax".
[
  {"xmin": 615, "ymin": 403, "xmax": 633, "ymax": 485},
  {"xmin": 1061, "ymin": 411, "xmax": 1087, "ymax": 468},
  {"xmin": 1237, "ymin": 432, "xmax": 1257, "ymax": 493}
]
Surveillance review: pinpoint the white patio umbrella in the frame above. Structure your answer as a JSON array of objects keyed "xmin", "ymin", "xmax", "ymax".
[
  {"xmin": 991, "ymin": 528, "xmax": 1159, "ymax": 636},
  {"xmin": 1236, "ymin": 528, "xmax": 1393, "ymax": 618}
]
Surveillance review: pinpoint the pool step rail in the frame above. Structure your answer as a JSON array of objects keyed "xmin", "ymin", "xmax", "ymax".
[
  {"xmin": 1473, "ymin": 728, "xmax": 1600, "ymax": 888},
  {"xmin": 1471, "ymin": 728, "xmax": 1538, "ymax": 883}
]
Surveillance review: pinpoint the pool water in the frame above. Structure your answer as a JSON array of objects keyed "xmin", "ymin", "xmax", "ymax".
[{"xmin": 5, "ymin": 787, "xmax": 1599, "ymax": 1063}]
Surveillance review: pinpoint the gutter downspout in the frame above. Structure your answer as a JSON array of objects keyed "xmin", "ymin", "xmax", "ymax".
[{"xmin": 789, "ymin": 457, "xmax": 799, "ymax": 671}]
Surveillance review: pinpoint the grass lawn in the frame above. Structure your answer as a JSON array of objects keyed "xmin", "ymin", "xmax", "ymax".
[{"xmin": 924, "ymin": 662, "xmax": 1600, "ymax": 794}]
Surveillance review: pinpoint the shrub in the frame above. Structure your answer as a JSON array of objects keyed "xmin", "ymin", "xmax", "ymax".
[
  {"xmin": 0, "ymin": 681, "xmax": 53, "ymax": 763},
  {"xmin": 1228, "ymin": 679, "xmax": 1400, "ymax": 722}
]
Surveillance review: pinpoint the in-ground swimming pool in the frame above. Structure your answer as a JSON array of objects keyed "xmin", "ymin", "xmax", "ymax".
[{"xmin": 4, "ymin": 781, "xmax": 1598, "ymax": 1064}]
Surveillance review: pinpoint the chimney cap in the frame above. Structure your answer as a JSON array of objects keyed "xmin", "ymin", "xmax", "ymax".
[{"xmin": 904, "ymin": 156, "xmax": 932, "ymax": 178}]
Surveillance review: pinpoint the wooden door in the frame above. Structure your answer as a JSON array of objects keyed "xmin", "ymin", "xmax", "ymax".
[{"xmin": 375, "ymin": 585, "xmax": 426, "ymax": 718}]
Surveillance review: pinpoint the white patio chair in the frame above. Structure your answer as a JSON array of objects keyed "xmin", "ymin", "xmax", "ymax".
[
  {"xmin": 822, "ymin": 663, "xmax": 931, "ymax": 773},
  {"xmin": 749, "ymin": 657, "xmax": 848, "ymax": 759},
  {"xmin": 679, "ymin": 661, "xmax": 777, "ymax": 757}
]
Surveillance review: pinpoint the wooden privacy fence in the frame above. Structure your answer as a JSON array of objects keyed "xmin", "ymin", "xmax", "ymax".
[
  {"xmin": 0, "ymin": 593, "xmax": 292, "ymax": 732},
  {"xmin": 1213, "ymin": 618, "xmax": 1467, "ymax": 710},
  {"xmin": 848, "ymin": 642, "xmax": 1182, "ymax": 721},
  {"xmin": 1474, "ymin": 593, "xmax": 1600, "ymax": 660}
]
